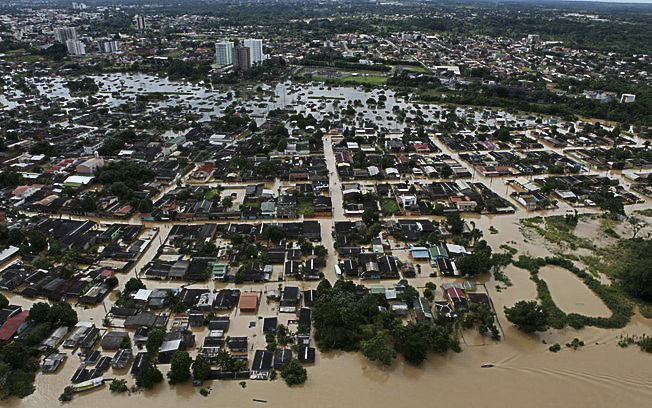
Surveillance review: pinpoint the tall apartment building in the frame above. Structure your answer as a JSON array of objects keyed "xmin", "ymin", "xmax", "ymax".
[
  {"xmin": 243, "ymin": 39, "xmax": 264, "ymax": 64},
  {"xmin": 136, "ymin": 15, "xmax": 146, "ymax": 31},
  {"xmin": 233, "ymin": 46, "xmax": 251, "ymax": 71},
  {"xmin": 54, "ymin": 27, "xmax": 77, "ymax": 43},
  {"xmin": 97, "ymin": 40, "xmax": 120, "ymax": 53},
  {"xmin": 215, "ymin": 41, "xmax": 234, "ymax": 66},
  {"xmin": 66, "ymin": 39, "xmax": 86, "ymax": 56}
]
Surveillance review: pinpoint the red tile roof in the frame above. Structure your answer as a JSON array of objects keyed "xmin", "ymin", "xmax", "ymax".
[{"xmin": 0, "ymin": 310, "xmax": 29, "ymax": 341}]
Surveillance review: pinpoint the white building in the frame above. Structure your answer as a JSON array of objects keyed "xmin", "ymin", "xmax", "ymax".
[
  {"xmin": 243, "ymin": 38, "xmax": 264, "ymax": 64},
  {"xmin": 54, "ymin": 27, "xmax": 77, "ymax": 43},
  {"xmin": 621, "ymin": 93, "xmax": 636, "ymax": 103},
  {"xmin": 66, "ymin": 39, "xmax": 85, "ymax": 56},
  {"xmin": 97, "ymin": 40, "xmax": 120, "ymax": 53},
  {"xmin": 215, "ymin": 41, "xmax": 234, "ymax": 66}
]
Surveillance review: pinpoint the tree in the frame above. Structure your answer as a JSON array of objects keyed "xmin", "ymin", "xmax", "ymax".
[
  {"xmin": 300, "ymin": 241, "xmax": 314, "ymax": 256},
  {"xmin": 504, "ymin": 300, "xmax": 548, "ymax": 333},
  {"xmin": 280, "ymin": 359, "xmax": 307, "ymax": 386},
  {"xmin": 27, "ymin": 230, "xmax": 48, "ymax": 253},
  {"xmin": 361, "ymin": 335, "xmax": 396, "ymax": 366},
  {"xmin": 138, "ymin": 198, "xmax": 153, "ymax": 213},
  {"xmin": 265, "ymin": 225, "xmax": 286, "ymax": 243},
  {"xmin": 109, "ymin": 379, "xmax": 128, "ymax": 393},
  {"xmin": 621, "ymin": 257, "xmax": 652, "ymax": 301},
  {"xmin": 47, "ymin": 302, "xmax": 78, "ymax": 326},
  {"xmin": 0, "ymin": 293, "xmax": 8, "ymax": 309},
  {"xmin": 446, "ymin": 212, "xmax": 464, "ymax": 235},
  {"xmin": 135, "ymin": 361, "xmax": 163, "ymax": 389},
  {"xmin": 314, "ymin": 245, "xmax": 328, "ymax": 258},
  {"xmin": 146, "ymin": 327, "xmax": 166, "ymax": 355},
  {"xmin": 221, "ymin": 196, "xmax": 233, "ymax": 208},
  {"xmin": 362, "ymin": 208, "xmax": 379, "ymax": 226},
  {"xmin": 125, "ymin": 277, "xmax": 146, "ymax": 293},
  {"xmin": 58, "ymin": 386, "xmax": 74, "ymax": 402},
  {"xmin": 192, "ymin": 355, "xmax": 211, "ymax": 381},
  {"xmin": 393, "ymin": 323, "xmax": 430, "ymax": 365},
  {"xmin": 28, "ymin": 302, "xmax": 50, "ymax": 323},
  {"xmin": 80, "ymin": 195, "xmax": 97, "ymax": 212},
  {"xmin": 168, "ymin": 351, "xmax": 192, "ymax": 384}
]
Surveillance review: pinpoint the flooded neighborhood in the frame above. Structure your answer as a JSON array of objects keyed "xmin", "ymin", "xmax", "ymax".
[{"xmin": 1, "ymin": 1, "xmax": 651, "ymax": 407}]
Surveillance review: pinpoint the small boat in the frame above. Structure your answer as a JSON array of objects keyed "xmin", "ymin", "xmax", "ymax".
[
  {"xmin": 72, "ymin": 377, "xmax": 105, "ymax": 392},
  {"xmin": 481, "ymin": 364, "xmax": 494, "ymax": 368}
]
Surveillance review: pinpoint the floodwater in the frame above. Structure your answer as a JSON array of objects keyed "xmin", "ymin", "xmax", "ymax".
[
  {"xmin": 538, "ymin": 266, "xmax": 611, "ymax": 317},
  {"xmin": 11, "ymin": 333, "xmax": 652, "ymax": 408},
  {"xmin": 4, "ymin": 74, "xmax": 652, "ymax": 406}
]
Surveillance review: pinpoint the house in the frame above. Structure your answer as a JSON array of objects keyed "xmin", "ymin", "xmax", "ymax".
[
  {"xmin": 39, "ymin": 326, "xmax": 69, "ymax": 351},
  {"xmin": 410, "ymin": 246, "xmax": 430, "ymax": 260},
  {"xmin": 239, "ymin": 292, "xmax": 259, "ymax": 313},
  {"xmin": 280, "ymin": 286, "xmax": 301, "ymax": 312},
  {"xmin": 124, "ymin": 312, "xmax": 168, "ymax": 329},
  {"xmin": 111, "ymin": 348, "xmax": 133, "ymax": 369},
  {"xmin": 158, "ymin": 339, "xmax": 182, "ymax": 364},
  {"xmin": 131, "ymin": 352, "xmax": 148, "ymax": 375},
  {"xmin": 298, "ymin": 308, "xmax": 312, "ymax": 332},
  {"xmin": 76, "ymin": 157, "xmax": 104, "ymax": 175},
  {"xmin": 297, "ymin": 346, "xmax": 316, "ymax": 363},
  {"xmin": 303, "ymin": 289, "xmax": 317, "ymax": 307},
  {"xmin": 446, "ymin": 287, "xmax": 468, "ymax": 312},
  {"xmin": 250, "ymin": 350, "xmax": 274, "ymax": 380},
  {"xmin": 0, "ymin": 310, "xmax": 28, "ymax": 341},
  {"xmin": 414, "ymin": 297, "xmax": 433, "ymax": 322},
  {"xmin": 63, "ymin": 323, "xmax": 95, "ymax": 348},
  {"xmin": 273, "ymin": 348, "xmax": 292, "ymax": 369},
  {"xmin": 101, "ymin": 331, "xmax": 129, "ymax": 350},
  {"xmin": 215, "ymin": 289, "xmax": 240, "ymax": 310},
  {"xmin": 263, "ymin": 317, "xmax": 278, "ymax": 334},
  {"xmin": 227, "ymin": 336, "xmax": 248, "ymax": 353}
]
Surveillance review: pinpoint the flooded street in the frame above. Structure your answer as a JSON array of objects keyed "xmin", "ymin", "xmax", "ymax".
[{"xmin": 3, "ymin": 74, "xmax": 652, "ymax": 407}]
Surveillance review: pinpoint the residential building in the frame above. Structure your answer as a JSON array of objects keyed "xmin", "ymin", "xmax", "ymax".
[
  {"xmin": 136, "ymin": 15, "xmax": 146, "ymax": 31},
  {"xmin": 233, "ymin": 45, "xmax": 251, "ymax": 71},
  {"xmin": 54, "ymin": 27, "xmax": 77, "ymax": 43},
  {"xmin": 215, "ymin": 41, "xmax": 234, "ymax": 66},
  {"xmin": 66, "ymin": 39, "xmax": 86, "ymax": 56},
  {"xmin": 243, "ymin": 38, "xmax": 264, "ymax": 64},
  {"xmin": 97, "ymin": 40, "xmax": 120, "ymax": 53}
]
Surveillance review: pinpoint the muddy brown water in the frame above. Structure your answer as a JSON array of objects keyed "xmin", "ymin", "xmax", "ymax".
[{"xmin": 7, "ymin": 214, "xmax": 652, "ymax": 408}]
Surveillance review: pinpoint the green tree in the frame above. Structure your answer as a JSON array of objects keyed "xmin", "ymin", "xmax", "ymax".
[
  {"xmin": 446, "ymin": 212, "xmax": 464, "ymax": 235},
  {"xmin": 393, "ymin": 323, "xmax": 430, "ymax": 365},
  {"xmin": 146, "ymin": 327, "xmax": 166, "ymax": 355},
  {"xmin": 27, "ymin": 230, "xmax": 48, "ymax": 253},
  {"xmin": 362, "ymin": 208, "xmax": 379, "ymax": 226},
  {"xmin": 125, "ymin": 277, "xmax": 146, "ymax": 293},
  {"xmin": 168, "ymin": 351, "xmax": 192, "ymax": 384},
  {"xmin": 28, "ymin": 302, "xmax": 50, "ymax": 323},
  {"xmin": 135, "ymin": 361, "xmax": 163, "ymax": 389},
  {"xmin": 504, "ymin": 300, "xmax": 548, "ymax": 333},
  {"xmin": 192, "ymin": 355, "xmax": 211, "ymax": 381},
  {"xmin": 47, "ymin": 302, "xmax": 78, "ymax": 326},
  {"xmin": 109, "ymin": 379, "xmax": 128, "ymax": 393},
  {"xmin": 280, "ymin": 359, "xmax": 307, "ymax": 386},
  {"xmin": 0, "ymin": 293, "xmax": 8, "ymax": 309},
  {"xmin": 361, "ymin": 335, "xmax": 396, "ymax": 366}
]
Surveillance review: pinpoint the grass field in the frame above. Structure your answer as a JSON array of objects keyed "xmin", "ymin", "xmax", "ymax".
[
  {"xmin": 337, "ymin": 75, "xmax": 388, "ymax": 86},
  {"xmin": 381, "ymin": 199, "xmax": 400, "ymax": 215},
  {"xmin": 298, "ymin": 198, "xmax": 315, "ymax": 216}
]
